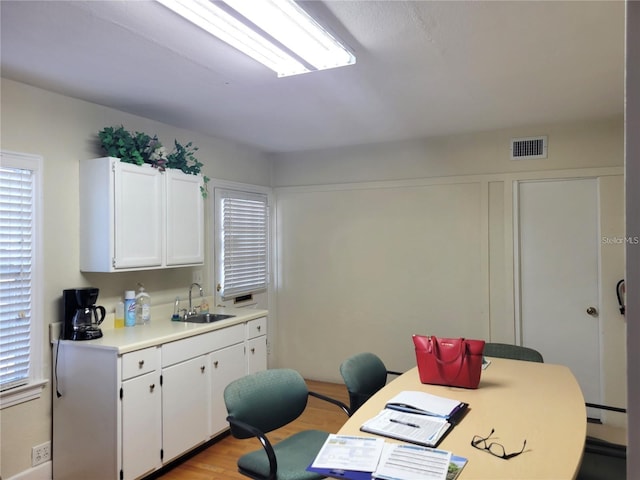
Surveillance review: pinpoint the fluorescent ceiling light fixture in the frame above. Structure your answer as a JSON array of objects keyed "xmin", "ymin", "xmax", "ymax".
[{"xmin": 157, "ymin": 0, "xmax": 355, "ymax": 77}]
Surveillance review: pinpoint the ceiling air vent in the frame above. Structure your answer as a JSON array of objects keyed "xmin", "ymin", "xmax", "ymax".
[{"xmin": 510, "ymin": 136, "xmax": 548, "ymax": 160}]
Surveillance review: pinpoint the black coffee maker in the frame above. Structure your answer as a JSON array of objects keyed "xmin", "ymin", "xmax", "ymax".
[{"xmin": 62, "ymin": 288, "xmax": 105, "ymax": 340}]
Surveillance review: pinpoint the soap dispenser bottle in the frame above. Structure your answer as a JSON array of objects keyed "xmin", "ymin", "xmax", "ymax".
[{"xmin": 135, "ymin": 283, "xmax": 151, "ymax": 325}]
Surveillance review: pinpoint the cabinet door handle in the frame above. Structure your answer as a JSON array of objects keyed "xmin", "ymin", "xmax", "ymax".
[
  {"xmin": 256, "ymin": 325, "xmax": 261, "ymax": 332},
  {"xmin": 213, "ymin": 360, "xmax": 219, "ymax": 368},
  {"xmin": 201, "ymin": 365, "xmax": 206, "ymax": 373},
  {"xmin": 149, "ymin": 384, "xmax": 155, "ymax": 392},
  {"xmin": 251, "ymin": 347, "xmax": 255, "ymax": 354},
  {"xmin": 138, "ymin": 360, "xmax": 145, "ymax": 368}
]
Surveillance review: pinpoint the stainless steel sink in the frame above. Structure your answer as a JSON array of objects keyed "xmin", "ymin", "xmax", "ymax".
[{"xmin": 175, "ymin": 313, "xmax": 235, "ymax": 323}]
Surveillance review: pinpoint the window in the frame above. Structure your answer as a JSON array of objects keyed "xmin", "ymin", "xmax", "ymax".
[
  {"xmin": 215, "ymin": 188, "xmax": 269, "ymax": 300},
  {"xmin": 0, "ymin": 151, "xmax": 45, "ymax": 408}
]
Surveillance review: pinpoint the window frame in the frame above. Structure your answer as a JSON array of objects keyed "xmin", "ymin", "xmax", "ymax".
[
  {"xmin": 0, "ymin": 150, "xmax": 46, "ymax": 409},
  {"xmin": 212, "ymin": 180, "xmax": 271, "ymax": 304}
]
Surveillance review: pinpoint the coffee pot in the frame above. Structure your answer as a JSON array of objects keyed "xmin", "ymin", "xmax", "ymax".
[
  {"xmin": 71, "ymin": 305, "xmax": 105, "ymax": 338},
  {"xmin": 63, "ymin": 288, "xmax": 105, "ymax": 340}
]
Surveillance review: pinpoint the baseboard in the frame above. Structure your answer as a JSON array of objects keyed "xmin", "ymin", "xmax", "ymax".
[{"xmin": 5, "ymin": 461, "xmax": 51, "ymax": 480}]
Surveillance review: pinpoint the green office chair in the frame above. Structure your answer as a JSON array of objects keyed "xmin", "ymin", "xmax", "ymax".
[
  {"xmin": 483, "ymin": 342, "xmax": 544, "ymax": 363},
  {"xmin": 224, "ymin": 368, "xmax": 349, "ymax": 480},
  {"xmin": 339, "ymin": 352, "xmax": 403, "ymax": 415}
]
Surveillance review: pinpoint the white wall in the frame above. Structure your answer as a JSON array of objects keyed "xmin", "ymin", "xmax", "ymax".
[
  {"xmin": 271, "ymin": 118, "xmax": 623, "ymax": 186},
  {"xmin": 275, "ymin": 179, "xmax": 490, "ymax": 375},
  {"xmin": 270, "ymin": 118, "xmax": 626, "ymax": 426},
  {"xmin": 0, "ymin": 79, "xmax": 271, "ymax": 479}
]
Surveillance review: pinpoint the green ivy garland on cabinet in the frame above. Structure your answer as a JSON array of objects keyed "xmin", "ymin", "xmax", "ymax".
[{"xmin": 98, "ymin": 126, "xmax": 210, "ymax": 197}]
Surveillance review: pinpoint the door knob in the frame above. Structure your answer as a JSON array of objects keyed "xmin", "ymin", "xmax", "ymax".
[{"xmin": 586, "ymin": 306, "xmax": 598, "ymax": 316}]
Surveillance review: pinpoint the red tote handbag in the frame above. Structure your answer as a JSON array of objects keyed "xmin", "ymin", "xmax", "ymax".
[{"xmin": 412, "ymin": 335, "xmax": 485, "ymax": 389}]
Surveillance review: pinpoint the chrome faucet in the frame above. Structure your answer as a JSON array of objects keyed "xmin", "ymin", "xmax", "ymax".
[{"xmin": 188, "ymin": 283, "xmax": 203, "ymax": 316}]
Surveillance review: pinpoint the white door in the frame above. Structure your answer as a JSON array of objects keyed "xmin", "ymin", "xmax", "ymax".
[{"xmin": 518, "ymin": 178, "xmax": 601, "ymax": 408}]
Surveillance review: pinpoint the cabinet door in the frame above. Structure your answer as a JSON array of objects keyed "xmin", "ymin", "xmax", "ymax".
[
  {"xmin": 162, "ymin": 356, "xmax": 208, "ymax": 462},
  {"xmin": 209, "ymin": 343, "xmax": 246, "ymax": 436},
  {"xmin": 121, "ymin": 372, "xmax": 162, "ymax": 480},
  {"xmin": 165, "ymin": 169, "xmax": 204, "ymax": 266},
  {"xmin": 114, "ymin": 162, "xmax": 163, "ymax": 268},
  {"xmin": 246, "ymin": 336, "xmax": 267, "ymax": 375}
]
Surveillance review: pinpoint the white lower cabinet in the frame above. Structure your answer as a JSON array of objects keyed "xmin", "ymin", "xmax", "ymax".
[
  {"xmin": 162, "ymin": 355, "xmax": 209, "ymax": 462},
  {"xmin": 209, "ymin": 343, "xmax": 246, "ymax": 436},
  {"xmin": 122, "ymin": 371, "xmax": 162, "ymax": 480},
  {"xmin": 246, "ymin": 317, "xmax": 268, "ymax": 374},
  {"xmin": 121, "ymin": 347, "xmax": 162, "ymax": 480},
  {"xmin": 162, "ymin": 323, "xmax": 249, "ymax": 444},
  {"xmin": 52, "ymin": 317, "xmax": 267, "ymax": 479},
  {"xmin": 247, "ymin": 336, "xmax": 267, "ymax": 374}
]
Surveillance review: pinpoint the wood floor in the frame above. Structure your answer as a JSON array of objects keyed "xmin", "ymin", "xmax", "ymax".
[{"xmin": 156, "ymin": 380, "xmax": 351, "ymax": 480}]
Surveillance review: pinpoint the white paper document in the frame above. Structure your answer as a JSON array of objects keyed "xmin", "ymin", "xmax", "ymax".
[
  {"xmin": 311, "ymin": 434, "xmax": 385, "ymax": 472},
  {"xmin": 373, "ymin": 443, "xmax": 452, "ymax": 480},
  {"xmin": 360, "ymin": 409, "xmax": 451, "ymax": 447},
  {"xmin": 385, "ymin": 391, "xmax": 461, "ymax": 417}
]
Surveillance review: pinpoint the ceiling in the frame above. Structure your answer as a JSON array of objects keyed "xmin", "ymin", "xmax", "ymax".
[{"xmin": 0, "ymin": 0, "xmax": 625, "ymax": 154}]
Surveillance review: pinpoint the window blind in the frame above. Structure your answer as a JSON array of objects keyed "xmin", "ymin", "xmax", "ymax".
[
  {"xmin": 218, "ymin": 190, "xmax": 268, "ymax": 299},
  {"xmin": 0, "ymin": 167, "xmax": 34, "ymax": 391}
]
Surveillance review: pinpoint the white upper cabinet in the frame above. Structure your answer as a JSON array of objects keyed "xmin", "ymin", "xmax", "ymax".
[
  {"xmin": 80, "ymin": 157, "xmax": 204, "ymax": 272},
  {"xmin": 114, "ymin": 161, "xmax": 164, "ymax": 269},
  {"xmin": 165, "ymin": 168, "xmax": 205, "ymax": 266}
]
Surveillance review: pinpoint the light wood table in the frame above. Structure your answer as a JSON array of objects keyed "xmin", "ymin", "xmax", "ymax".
[{"xmin": 338, "ymin": 358, "xmax": 586, "ymax": 479}]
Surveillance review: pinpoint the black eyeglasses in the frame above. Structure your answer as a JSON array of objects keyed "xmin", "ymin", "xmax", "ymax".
[{"xmin": 471, "ymin": 428, "xmax": 527, "ymax": 460}]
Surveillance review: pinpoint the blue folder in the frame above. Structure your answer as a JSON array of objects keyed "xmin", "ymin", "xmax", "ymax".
[{"xmin": 307, "ymin": 464, "xmax": 372, "ymax": 480}]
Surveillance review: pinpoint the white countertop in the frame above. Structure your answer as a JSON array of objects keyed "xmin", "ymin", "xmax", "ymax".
[{"xmin": 52, "ymin": 305, "xmax": 268, "ymax": 354}]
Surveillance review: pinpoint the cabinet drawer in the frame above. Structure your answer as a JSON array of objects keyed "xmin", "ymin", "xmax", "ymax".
[
  {"xmin": 162, "ymin": 324, "xmax": 244, "ymax": 367},
  {"xmin": 122, "ymin": 347, "xmax": 159, "ymax": 380},
  {"xmin": 246, "ymin": 317, "xmax": 267, "ymax": 340}
]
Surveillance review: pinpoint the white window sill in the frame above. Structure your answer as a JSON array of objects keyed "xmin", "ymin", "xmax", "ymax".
[{"xmin": 0, "ymin": 379, "xmax": 48, "ymax": 409}]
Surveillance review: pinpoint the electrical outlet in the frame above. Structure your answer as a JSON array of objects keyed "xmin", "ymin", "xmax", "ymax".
[
  {"xmin": 32, "ymin": 441, "xmax": 51, "ymax": 466},
  {"xmin": 192, "ymin": 269, "xmax": 203, "ymax": 284}
]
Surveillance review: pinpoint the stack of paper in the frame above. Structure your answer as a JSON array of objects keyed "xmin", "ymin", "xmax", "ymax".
[
  {"xmin": 373, "ymin": 443, "xmax": 451, "ymax": 480},
  {"xmin": 360, "ymin": 408, "xmax": 451, "ymax": 447},
  {"xmin": 358, "ymin": 391, "xmax": 468, "ymax": 448},
  {"xmin": 385, "ymin": 391, "xmax": 467, "ymax": 422},
  {"xmin": 309, "ymin": 434, "xmax": 384, "ymax": 479},
  {"xmin": 307, "ymin": 434, "xmax": 468, "ymax": 480}
]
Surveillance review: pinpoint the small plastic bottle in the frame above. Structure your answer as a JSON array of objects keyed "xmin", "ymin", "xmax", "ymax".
[
  {"xmin": 124, "ymin": 290, "xmax": 136, "ymax": 327},
  {"xmin": 199, "ymin": 299, "xmax": 209, "ymax": 314},
  {"xmin": 135, "ymin": 284, "xmax": 151, "ymax": 325},
  {"xmin": 172, "ymin": 296, "xmax": 181, "ymax": 321},
  {"xmin": 114, "ymin": 301, "xmax": 125, "ymax": 328}
]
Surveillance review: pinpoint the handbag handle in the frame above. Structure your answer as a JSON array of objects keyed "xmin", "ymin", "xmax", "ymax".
[
  {"xmin": 429, "ymin": 336, "xmax": 466, "ymax": 365},
  {"xmin": 429, "ymin": 336, "xmax": 467, "ymax": 382}
]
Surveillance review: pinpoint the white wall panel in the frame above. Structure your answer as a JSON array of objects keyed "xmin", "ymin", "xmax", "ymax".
[{"xmin": 275, "ymin": 181, "xmax": 489, "ymax": 381}]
